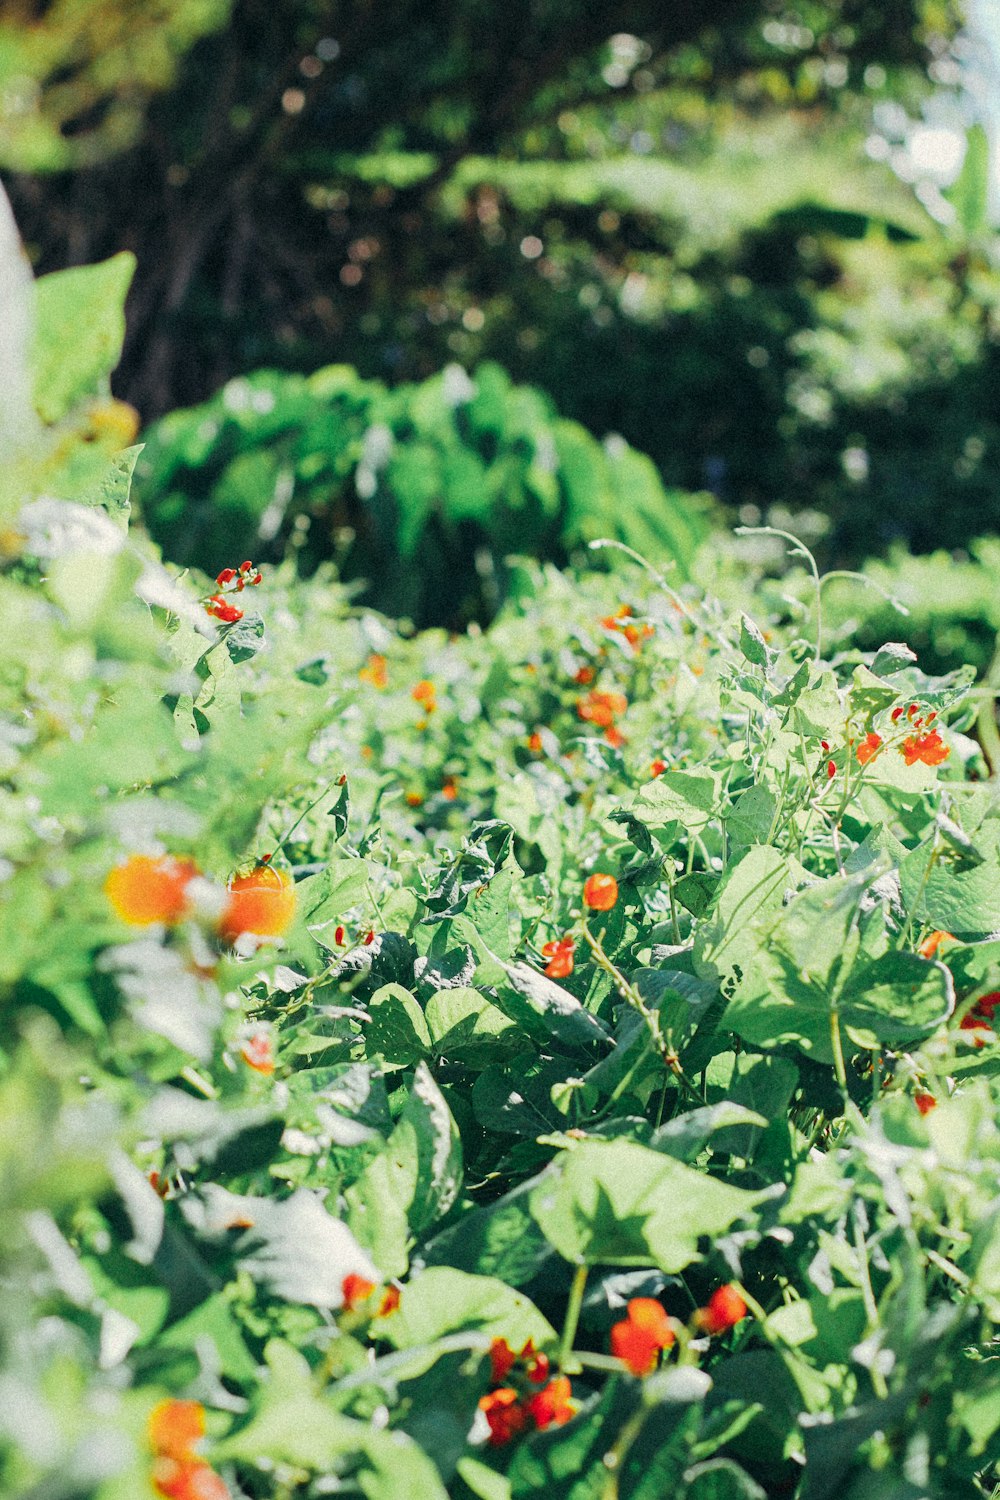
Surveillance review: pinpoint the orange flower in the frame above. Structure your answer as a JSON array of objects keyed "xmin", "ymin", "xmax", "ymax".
[
  {"xmin": 856, "ymin": 732, "xmax": 882, "ymax": 766},
  {"xmin": 218, "ymin": 865, "xmax": 296, "ymax": 945},
  {"xmin": 152, "ymin": 1459, "xmax": 229, "ymax": 1500},
  {"xmin": 573, "ymin": 665, "xmax": 595, "ymax": 686},
  {"xmin": 610, "ymin": 1298, "xmax": 675, "ymax": 1376},
  {"xmin": 900, "ymin": 730, "xmax": 949, "ymax": 767},
  {"xmin": 918, "ymin": 930, "xmax": 954, "ymax": 960},
  {"xmin": 479, "ymin": 1387, "xmax": 529, "ymax": 1446},
  {"xmin": 441, "ymin": 779, "xmax": 458, "ymax": 801},
  {"xmin": 489, "ymin": 1338, "xmax": 518, "ymax": 1384},
  {"xmin": 412, "ymin": 679, "xmax": 437, "ymax": 712},
  {"xmin": 239, "ymin": 1032, "xmax": 274, "ymax": 1075},
  {"xmin": 576, "ymin": 689, "xmax": 627, "ymax": 729},
  {"xmin": 694, "ymin": 1284, "xmax": 748, "ymax": 1335},
  {"xmin": 148, "ymin": 1401, "xmax": 205, "ymax": 1464},
  {"xmin": 378, "ymin": 1285, "xmax": 401, "ymax": 1316},
  {"xmin": 405, "ymin": 791, "xmax": 424, "ymax": 807},
  {"xmin": 359, "ymin": 653, "xmax": 388, "ymax": 689},
  {"xmin": 541, "ymin": 937, "xmax": 575, "ymax": 979},
  {"xmin": 524, "ymin": 1375, "xmax": 573, "ymax": 1430},
  {"xmin": 650, "ymin": 759, "xmax": 667, "ymax": 777},
  {"xmin": 604, "ymin": 725, "xmax": 627, "ymax": 750},
  {"xmin": 914, "ymin": 1091, "xmax": 937, "ymax": 1115},
  {"xmin": 105, "ymin": 855, "xmax": 199, "ymax": 927},
  {"xmin": 528, "ymin": 731, "xmax": 544, "ymax": 754},
  {"xmin": 583, "ymin": 873, "xmax": 618, "ymax": 911},
  {"xmin": 341, "ymin": 1273, "xmax": 376, "ymax": 1311}
]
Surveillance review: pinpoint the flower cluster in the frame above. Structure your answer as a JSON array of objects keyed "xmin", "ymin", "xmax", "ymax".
[
  {"xmin": 576, "ymin": 688, "xmax": 628, "ymax": 747},
  {"xmin": 104, "ymin": 854, "xmax": 296, "ymax": 946},
  {"xmin": 204, "ymin": 560, "xmax": 262, "ymax": 623},
  {"xmin": 600, "ymin": 604, "xmax": 654, "ymax": 651},
  {"xmin": 478, "ymin": 1339, "xmax": 573, "ymax": 1446},
  {"xmin": 359, "ymin": 653, "xmax": 388, "ymax": 689},
  {"xmin": 340, "ymin": 1272, "xmax": 401, "ymax": 1318},
  {"xmin": 541, "ymin": 935, "xmax": 575, "ymax": 979},
  {"xmin": 148, "ymin": 1400, "xmax": 228, "ymax": 1500},
  {"xmin": 608, "ymin": 1285, "xmax": 747, "ymax": 1377},
  {"xmin": 959, "ymin": 991, "xmax": 1000, "ymax": 1048}
]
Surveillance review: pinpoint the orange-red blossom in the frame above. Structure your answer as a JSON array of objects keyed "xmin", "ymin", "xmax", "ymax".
[
  {"xmin": 218, "ymin": 865, "xmax": 296, "ymax": 946},
  {"xmin": 148, "ymin": 1401, "xmax": 228, "ymax": 1500},
  {"xmin": 610, "ymin": 1298, "xmax": 675, "ymax": 1375},
  {"xmin": 583, "ymin": 873, "xmax": 618, "ymax": 911},
  {"xmin": 478, "ymin": 1338, "xmax": 571, "ymax": 1446},
  {"xmin": 541, "ymin": 937, "xmax": 575, "ymax": 979},
  {"xmin": 901, "ymin": 729, "xmax": 949, "ymax": 767},
  {"xmin": 694, "ymin": 1284, "xmax": 748, "ymax": 1335},
  {"xmin": 105, "ymin": 855, "xmax": 199, "ymax": 927}
]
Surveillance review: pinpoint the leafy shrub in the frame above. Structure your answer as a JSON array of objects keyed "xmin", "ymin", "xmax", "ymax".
[
  {"xmin": 6, "ymin": 227, "xmax": 1000, "ymax": 1500},
  {"xmin": 134, "ymin": 361, "xmax": 711, "ymax": 626}
]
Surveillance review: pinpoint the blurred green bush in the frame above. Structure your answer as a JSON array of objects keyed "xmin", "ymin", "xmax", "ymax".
[{"xmin": 135, "ymin": 360, "xmax": 711, "ymax": 626}]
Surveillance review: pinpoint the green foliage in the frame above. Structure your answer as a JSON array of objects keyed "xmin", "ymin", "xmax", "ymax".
[
  {"xmin": 7, "ymin": 226, "xmax": 1000, "ymax": 1500},
  {"xmin": 134, "ymin": 361, "xmax": 710, "ymax": 625}
]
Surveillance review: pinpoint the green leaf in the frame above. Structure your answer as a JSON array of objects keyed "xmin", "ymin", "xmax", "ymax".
[
  {"xmin": 529, "ymin": 1139, "xmax": 764, "ymax": 1271},
  {"xmin": 31, "ymin": 254, "xmax": 135, "ymax": 422},
  {"xmin": 946, "ymin": 123, "xmax": 991, "ymax": 239},
  {"xmin": 496, "ymin": 961, "xmax": 612, "ymax": 1050},
  {"xmin": 385, "ymin": 1266, "xmax": 555, "ymax": 1350},
  {"xmin": 629, "ymin": 772, "xmax": 718, "ymax": 834},
  {"xmin": 694, "ymin": 845, "xmax": 798, "ymax": 984},
  {"xmin": 739, "ymin": 614, "xmax": 770, "ymax": 669},
  {"xmin": 425, "ymin": 986, "xmax": 518, "ymax": 1064},
  {"xmin": 224, "ymin": 611, "xmax": 266, "ymax": 664},
  {"xmin": 347, "ymin": 1062, "xmax": 463, "ymax": 1272},
  {"xmin": 217, "ymin": 1340, "xmax": 450, "ymax": 1499},
  {"xmin": 683, "ymin": 1459, "xmax": 767, "ymax": 1499},
  {"xmin": 367, "ymin": 983, "xmax": 433, "ymax": 1065}
]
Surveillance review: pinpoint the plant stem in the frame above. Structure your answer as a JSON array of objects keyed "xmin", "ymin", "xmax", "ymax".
[{"xmin": 559, "ymin": 1263, "xmax": 588, "ymax": 1372}]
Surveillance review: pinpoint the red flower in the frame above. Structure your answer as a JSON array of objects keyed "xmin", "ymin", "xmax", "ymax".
[
  {"xmin": 826, "ymin": 760, "xmax": 836, "ymax": 780},
  {"xmin": 489, "ymin": 1338, "xmax": 518, "ymax": 1384},
  {"xmin": 205, "ymin": 594, "xmax": 243, "ymax": 624},
  {"xmin": 359, "ymin": 653, "xmax": 388, "ymax": 689},
  {"xmin": 573, "ymin": 665, "xmax": 595, "ymax": 686},
  {"xmin": 694, "ymin": 1284, "xmax": 748, "ymax": 1335},
  {"xmin": 918, "ymin": 930, "xmax": 954, "ymax": 959},
  {"xmin": 524, "ymin": 1375, "xmax": 573, "ymax": 1429},
  {"xmin": 341, "ymin": 1273, "xmax": 376, "ymax": 1311},
  {"xmin": 856, "ymin": 732, "xmax": 882, "ymax": 766},
  {"xmin": 650, "ymin": 759, "xmax": 667, "ymax": 777},
  {"xmin": 576, "ymin": 689, "xmax": 628, "ymax": 728},
  {"xmin": 900, "ymin": 730, "xmax": 949, "ymax": 767},
  {"xmin": 479, "ymin": 1387, "xmax": 529, "ymax": 1446},
  {"xmin": 218, "ymin": 864, "xmax": 296, "ymax": 945},
  {"xmin": 914, "ymin": 1091, "xmax": 937, "ymax": 1115},
  {"xmin": 239, "ymin": 1032, "xmax": 275, "ymax": 1075},
  {"xmin": 153, "ymin": 1459, "xmax": 229, "ymax": 1500},
  {"xmin": 378, "ymin": 1285, "xmax": 401, "ymax": 1316},
  {"xmin": 541, "ymin": 937, "xmax": 575, "ymax": 979},
  {"xmin": 583, "ymin": 873, "xmax": 618, "ymax": 911},
  {"xmin": 148, "ymin": 1401, "xmax": 205, "ymax": 1463},
  {"xmin": 105, "ymin": 855, "xmax": 199, "ymax": 927},
  {"xmin": 604, "ymin": 725, "xmax": 627, "ymax": 749},
  {"xmin": 610, "ymin": 1298, "xmax": 675, "ymax": 1376},
  {"xmin": 334, "ymin": 925, "xmax": 346, "ymax": 945},
  {"xmin": 891, "ymin": 706, "xmax": 904, "ymax": 722}
]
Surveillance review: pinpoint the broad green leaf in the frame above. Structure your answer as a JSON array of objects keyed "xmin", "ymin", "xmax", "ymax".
[
  {"xmin": 496, "ymin": 960, "xmax": 612, "ymax": 1049},
  {"xmin": 629, "ymin": 771, "xmax": 718, "ymax": 833},
  {"xmin": 529, "ymin": 1139, "xmax": 764, "ymax": 1271},
  {"xmin": 347, "ymin": 1062, "xmax": 463, "ymax": 1272},
  {"xmin": 694, "ymin": 845, "xmax": 799, "ymax": 983},
  {"xmin": 425, "ymin": 985, "xmax": 518, "ymax": 1064},
  {"xmin": 366, "ymin": 982, "xmax": 432, "ymax": 1065},
  {"xmin": 31, "ymin": 254, "xmax": 135, "ymax": 422},
  {"xmin": 384, "ymin": 1266, "xmax": 555, "ymax": 1350}
]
